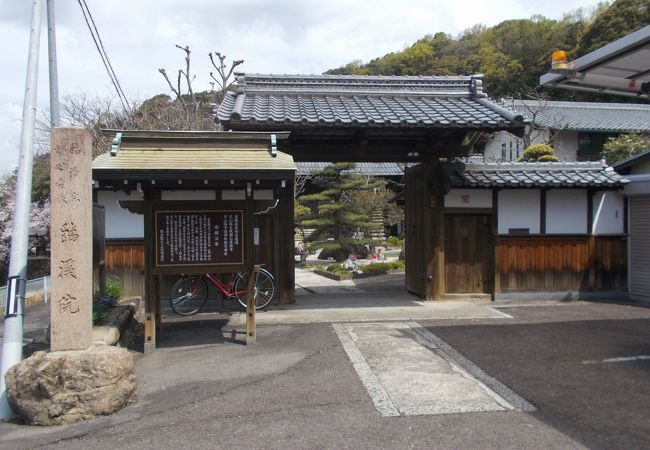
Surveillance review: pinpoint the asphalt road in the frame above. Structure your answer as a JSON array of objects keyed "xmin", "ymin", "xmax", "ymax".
[
  {"xmin": 1, "ymin": 300, "xmax": 650, "ymax": 449},
  {"xmin": 425, "ymin": 302, "xmax": 650, "ymax": 450}
]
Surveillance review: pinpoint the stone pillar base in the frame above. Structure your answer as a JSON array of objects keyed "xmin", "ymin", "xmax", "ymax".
[{"xmin": 5, "ymin": 346, "xmax": 137, "ymax": 425}]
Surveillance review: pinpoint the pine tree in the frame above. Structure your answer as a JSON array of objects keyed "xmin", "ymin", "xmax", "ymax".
[{"xmin": 300, "ymin": 163, "xmax": 385, "ymax": 261}]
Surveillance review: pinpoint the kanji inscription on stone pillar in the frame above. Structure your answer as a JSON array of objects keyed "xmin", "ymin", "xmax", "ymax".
[{"xmin": 50, "ymin": 128, "xmax": 93, "ymax": 351}]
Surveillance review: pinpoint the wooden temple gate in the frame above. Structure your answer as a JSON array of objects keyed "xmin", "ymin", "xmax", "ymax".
[{"xmin": 92, "ymin": 75, "xmax": 629, "ymax": 351}]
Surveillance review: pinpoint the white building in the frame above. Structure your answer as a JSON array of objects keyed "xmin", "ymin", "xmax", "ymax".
[{"xmin": 483, "ymin": 101, "xmax": 650, "ymax": 162}]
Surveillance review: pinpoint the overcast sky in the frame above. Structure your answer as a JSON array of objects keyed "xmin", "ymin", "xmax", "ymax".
[{"xmin": 0, "ymin": 0, "xmax": 604, "ymax": 175}]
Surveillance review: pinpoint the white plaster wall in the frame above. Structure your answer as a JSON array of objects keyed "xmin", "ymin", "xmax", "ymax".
[
  {"xmin": 221, "ymin": 190, "xmax": 246, "ymax": 200},
  {"xmin": 552, "ymin": 130, "xmax": 578, "ymax": 161},
  {"xmin": 483, "ymin": 129, "xmax": 579, "ymax": 162},
  {"xmin": 483, "ymin": 131, "xmax": 525, "ymax": 162},
  {"xmin": 253, "ymin": 189, "xmax": 274, "ymax": 200},
  {"xmin": 445, "ymin": 189, "xmax": 492, "ymax": 208},
  {"xmin": 96, "ymin": 190, "xmax": 144, "ymax": 239},
  {"xmin": 498, "ymin": 190, "xmax": 540, "ymax": 234},
  {"xmin": 593, "ymin": 190, "xmax": 625, "ymax": 234},
  {"xmin": 160, "ymin": 190, "xmax": 216, "ymax": 200},
  {"xmin": 546, "ymin": 189, "xmax": 587, "ymax": 234},
  {"xmin": 622, "ymin": 175, "xmax": 650, "ymax": 196}
]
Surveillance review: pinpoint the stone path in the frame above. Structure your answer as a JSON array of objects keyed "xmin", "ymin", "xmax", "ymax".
[{"xmin": 333, "ymin": 322, "xmax": 535, "ymax": 417}]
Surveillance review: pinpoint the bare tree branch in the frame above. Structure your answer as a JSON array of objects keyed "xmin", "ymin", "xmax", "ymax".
[
  {"xmin": 175, "ymin": 44, "xmax": 198, "ymax": 112},
  {"xmin": 209, "ymin": 51, "xmax": 244, "ymax": 102}
]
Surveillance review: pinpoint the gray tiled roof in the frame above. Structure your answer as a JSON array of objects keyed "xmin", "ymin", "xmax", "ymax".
[
  {"xmin": 507, "ymin": 100, "xmax": 650, "ymax": 133},
  {"xmin": 445, "ymin": 160, "xmax": 627, "ymax": 188},
  {"xmin": 296, "ymin": 162, "xmax": 406, "ymax": 176},
  {"xmin": 217, "ymin": 74, "xmax": 526, "ymax": 129}
]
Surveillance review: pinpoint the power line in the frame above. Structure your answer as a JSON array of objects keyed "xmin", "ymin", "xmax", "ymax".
[
  {"xmin": 80, "ymin": 0, "xmax": 128, "ymax": 106},
  {"xmin": 76, "ymin": 0, "xmax": 130, "ymax": 113}
]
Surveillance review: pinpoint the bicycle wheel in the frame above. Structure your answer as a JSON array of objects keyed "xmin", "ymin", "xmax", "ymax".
[
  {"xmin": 169, "ymin": 276, "xmax": 208, "ymax": 316},
  {"xmin": 234, "ymin": 268, "xmax": 275, "ymax": 310}
]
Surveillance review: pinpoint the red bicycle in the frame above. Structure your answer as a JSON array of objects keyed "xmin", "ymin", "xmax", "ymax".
[{"xmin": 169, "ymin": 268, "xmax": 275, "ymax": 316}]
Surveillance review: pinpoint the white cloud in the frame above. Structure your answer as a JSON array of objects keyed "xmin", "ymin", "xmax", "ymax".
[
  {"xmin": 0, "ymin": 102, "xmax": 24, "ymax": 176},
  {"xmin": 0, "ymin": 0, "xmax": 605, "ymax": 174}
]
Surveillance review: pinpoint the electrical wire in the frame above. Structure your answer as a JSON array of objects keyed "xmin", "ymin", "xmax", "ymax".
[{"xmin": 76, "ymin": 0, "xmax": 130, "ymax": 113}]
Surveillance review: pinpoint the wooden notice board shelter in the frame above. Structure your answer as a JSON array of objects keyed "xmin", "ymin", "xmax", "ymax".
[{"xmin": 92, "ymin": 130, "xmax": 296, "ymax": 350}]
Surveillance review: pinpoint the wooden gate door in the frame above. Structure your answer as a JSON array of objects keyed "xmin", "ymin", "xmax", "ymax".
[{"xmin": 445, "ymin": 214, "xmax": 492, "ymax": 293}]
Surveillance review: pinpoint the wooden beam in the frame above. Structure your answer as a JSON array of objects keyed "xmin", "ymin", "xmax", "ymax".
[{"xmin": 283, "ymin": 143, "xmax": 469, "ymax": 162}]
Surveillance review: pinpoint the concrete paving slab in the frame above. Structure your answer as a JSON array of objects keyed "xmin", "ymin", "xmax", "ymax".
[
  {"xmin": 160, "ymin": 269, "xmax": 509, "ymax": 326},
  {"xmin": 224, "ymin": 293, "xmax": 510, "ymax": 325},
  {"xmin": 333, "ymin": 322, "xmax": 534, "ymax": 417}
]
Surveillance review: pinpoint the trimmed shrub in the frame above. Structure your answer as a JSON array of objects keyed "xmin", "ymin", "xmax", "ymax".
[
  {"xmin": 537, "ymin": 154, "xmax": 560, "ymax": 162},
  {"xmin": 326, "ymin": 264, "xmax": 348, "ymax": 274},
  {"xmin": 519, "ymin": 144, "xmax": 559, "ymax": 162},
  {"xmin": 362, "ymin": 261, "xmax": 405, "ymax": 273},
  {"xmin": 386, "ymin": 236, "xmax": 401, "ymax": 246}
]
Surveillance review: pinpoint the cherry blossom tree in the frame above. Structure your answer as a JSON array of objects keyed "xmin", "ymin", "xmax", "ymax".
[{"xmin": 0, "ymin": 178, "xmax": 50, "ymax": 280}]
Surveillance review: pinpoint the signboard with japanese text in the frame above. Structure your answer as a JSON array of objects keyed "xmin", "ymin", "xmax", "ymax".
[{"xmin": 155, "ymin": 210, "xmax": 244, "ymax": 266}]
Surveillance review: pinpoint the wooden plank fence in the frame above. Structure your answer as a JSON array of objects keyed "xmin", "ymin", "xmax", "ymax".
[
  {"xmin": 105, "ymin": 240, "xmax": 145, "ymax": 297},
  {"xmin": 496, "ymin": 235, "xmax": 626, "ymax": 292}
]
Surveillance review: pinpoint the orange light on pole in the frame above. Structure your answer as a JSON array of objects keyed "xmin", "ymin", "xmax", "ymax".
[{"xmin": 551, "ymin": 50, "xmax": 568, "ymax": 71}]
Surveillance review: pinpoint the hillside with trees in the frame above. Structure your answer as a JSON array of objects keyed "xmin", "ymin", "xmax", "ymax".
[{"xmin": 326, "ymin": 0, "xmax": 649, "ymax": 100}]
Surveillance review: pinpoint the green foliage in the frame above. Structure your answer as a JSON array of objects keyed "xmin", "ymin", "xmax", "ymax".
[
  {"xmin": 324, "ymin": 5, "xmax": 645, "ymax": 99},
  {"xmin": 94, "ymin": 276, "xmax": 123, "ymax": 301},
  {"xmin": 519, "ymin": 144, "xmax": 559, "ymax": 162},
  {"xmin": 300, "ymin": 163, "xmax": 385, "ymax": 260},
  {"xmin": 537, "ymin": 154, "xmax": 561, "ymax": 162},
  {"xmin": 361, "ymin": 261, "xmax": 405, "ymax": 273},
  {"xmin": 386, "ymin": 236, "xmax": 401, "ymax": 246},
  {"xmin": 602, "ymin": 132, "xmax": 650, "ymax": 164},
  {"xmin": 92, "ymin": 302, "xmax": 109, "ymax": 325},
  {"xmin": 4, "ymin": 153, "xmax": 51, "ymax": 203},
  {"xmin": 92, "ymin": 277, "xmax": 122, "ymax": 325},
  {"xmin": 294, "ymin": 200, "xmax": 311, "ymax": 221},
  {"xmin": 31, "ymin": 153, "xmax": 50, "ymax": 203},
  {"xmin": 575, "ymin": 0, "xmax": 650, "ymax": 56},
  {"xmin": 347, "ymin": 186, "xmax": 402, "ymax": 234},
  {"xmin": 326, "ymin": 264, "xmax": 349, "ymax": 274}
]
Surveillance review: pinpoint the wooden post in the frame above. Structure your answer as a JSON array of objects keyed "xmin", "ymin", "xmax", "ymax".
[
  {"xmin": 425, "ymin": 159, "xmax": 447, "ymax": 300},
  {"xmin": 493, "ymin": 190, "xmax": 500, "ymax": 298},
  {"xmin": 246, "ymin": 265, "xmax": 260, "ymax": 344},
  {"xmin": 587, "ymin": 189, "xmax": 596, "ymax": 290},
  {"xmin": 431, "ymin": 188, "xmax": 446, "ymax": 300},
  {"xmin": 280, "ymin": 180, "xmax": 295, "ymax": 304},
  {"xmin": 143, "ymin": 189, "xmax": 156, "ymax": 351},
  {"xmin": 50, "ymin": 128, "xmax": 93, "ymax": 351}
]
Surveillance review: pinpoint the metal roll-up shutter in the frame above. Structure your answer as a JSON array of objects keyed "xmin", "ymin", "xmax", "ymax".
[{"xmin": 629, "ymin": 196, "xmax": 650, "ymax": 301}]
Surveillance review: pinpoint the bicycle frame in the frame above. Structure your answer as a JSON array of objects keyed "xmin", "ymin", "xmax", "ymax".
[{"xmin": 203, "ymin": 273, "xmax": 247, "ymax": 298}]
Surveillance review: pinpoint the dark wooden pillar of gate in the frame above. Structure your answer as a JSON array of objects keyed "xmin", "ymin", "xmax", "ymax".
[
  {"xmin": 279, "ymin": 180, "xmax": 295, "ymax": 303},
  {"xmin": 143, "ymin": 188, "xmax": 156, "ymax": 351},
  {"xmin": 405, "ymin": 158, "xmax": 448, "ymax": 300}
]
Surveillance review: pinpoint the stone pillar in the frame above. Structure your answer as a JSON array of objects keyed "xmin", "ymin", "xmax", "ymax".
[{"xmin": 50, "ymin": 128, "xmax": 93, "ymax": 351}]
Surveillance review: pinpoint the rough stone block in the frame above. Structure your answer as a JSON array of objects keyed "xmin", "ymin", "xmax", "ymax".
[{"xmin": 5, "ymin": 346, "xmax": 137, "ymax": 425}]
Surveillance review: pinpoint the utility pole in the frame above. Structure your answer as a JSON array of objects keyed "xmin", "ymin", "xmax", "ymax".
[
  {"xmin": 47, "ymin": 0, "xmax": 60, "ymax": 127},
  {"xmin": 0, "ymin": 0, "xmax": 42, "ymax": 420}
]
